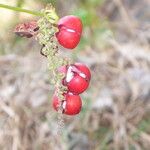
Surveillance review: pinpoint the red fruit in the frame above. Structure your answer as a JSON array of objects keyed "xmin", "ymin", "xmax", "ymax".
[
  {"xmin": 59, "ymin": 63, "xmax": 91, "ymax": 94},
  {"xmin": 52, "ymin": 92, "xmax": 82, "ymax": 115},
  {"xmin": 56, "ymin": 15, "xmax": 82, "ymax": 49},
  {"xmin": 74, "ymin": 63, "xmax": 91, "ymax": 80}
]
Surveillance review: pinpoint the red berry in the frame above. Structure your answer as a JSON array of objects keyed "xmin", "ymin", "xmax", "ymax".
[
  {"xmin": 59, "ymin": 63, "xmax": 91, "ymax": 94},
  {"xmin": 56, "ymin": 15, "xmax": 82, "ymax": 49},
  {"xmin": 52, "ymin": 92, "xmax": 82, "ymax": 115},
  {"xmin": 74, "ymin": 63, "xmax": 91, "ymax": 80}
]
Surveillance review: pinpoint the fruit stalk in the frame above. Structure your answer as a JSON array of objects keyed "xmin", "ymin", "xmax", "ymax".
[
  {"xmin": 37, "ymin": 6, "xmax": 68, "ymax": 103},
  {"xmin": 0, "ymin": 3, "xmax": 43, "ymax": 16}
]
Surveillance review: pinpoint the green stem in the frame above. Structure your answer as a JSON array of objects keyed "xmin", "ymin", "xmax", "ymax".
[{"xmin": 0, "ymin": 3, "xmax": 43, "ymax": 16}]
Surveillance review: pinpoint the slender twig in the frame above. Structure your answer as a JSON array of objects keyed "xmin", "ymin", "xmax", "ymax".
[{"xmin": 0, "ymin": 3, "xmax": 43, "ymax": 16}]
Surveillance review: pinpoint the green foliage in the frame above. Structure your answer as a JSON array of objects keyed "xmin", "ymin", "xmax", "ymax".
[
  {"xmin": 138, "ymin": 118, "xmax": 150, "ymax": 133},
  {"xmin": 80, "ymin": 97, "xmax": 91, "ymax": 115},
  {"xmin": 92, "ymin": 126, "xmax": 112, "ymax": 150},
  {"xmin": 129, "ymin": 145, "xmax": 136, "ymax": 150},
  {"xmin": 38, "ymin": 0, "xmax": 56, "ymax": 5},
  {"xmin": 132, "ymin": 118, "xmax": 150, "ymax": 141},
  {"xmin": 72, "ymin": 0, "xmax": 112, "ymax": 51},
  {"xmin": 16, "ymin": 0, "xmax": 25, "ymax": 7},
  {"xmin": 73, "ymin": 0, "xmax": 104, "ymax": 26},
  {"xmin": 99, "ymin": 131, "xmax": 113, "ymax": 150},
  {"xmin": 132, "ymin": 130, "xmax": 140, "ymax": 140},
  {"xmin": 85, "ymin": 0, "xmax": 104, "ymax": 6},
  {"xmin": 73, "ymin": 9, "xmax": 93, "ymax": 26}
]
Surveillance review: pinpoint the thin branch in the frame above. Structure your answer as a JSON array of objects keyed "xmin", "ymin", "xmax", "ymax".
[{"xmin": 0, "ymin": 3, "xmax": 43, "ymax": 16}]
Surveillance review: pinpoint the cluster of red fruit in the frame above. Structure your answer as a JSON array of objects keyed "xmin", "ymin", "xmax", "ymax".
[{"xmin": 53, "ymin": 16, "xmax": 91, "ymax": 115}]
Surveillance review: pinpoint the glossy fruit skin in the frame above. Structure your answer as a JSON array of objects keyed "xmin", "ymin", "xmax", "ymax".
[
  {"xmin": 59, "ymin": 63, "xmax": 91, "ymax": 94},
  {"xmin": 56, "ymin": 15, "xmax": 82, "ymax": 49},
  {"xmin": 52, "ymin": 92, "xmax": 82, "ymax": 115},
  {"xmin": 68, "ymin": 75, "xmax": 88, "ymax": 94},
  {"xmin": 74, "ymin": 63, "xmax": 91, "ymax": 80}
]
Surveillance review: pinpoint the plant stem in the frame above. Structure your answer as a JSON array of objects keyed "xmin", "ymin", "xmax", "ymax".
[{"xmin": 0, "ymin": 3, "xmax": 43, "ymax": 16}]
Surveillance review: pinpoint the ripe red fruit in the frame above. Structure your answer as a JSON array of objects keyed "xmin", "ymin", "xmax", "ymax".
[
  {"xmin": 59, "ymin": 63, "xmax": 91, "ymax": 94},
  {"xmin": 56, "ymin": 15, "xmax": 82, "ymax": 49},
  {"xmin": 74, "ymin": 63, "xmax": 91, "ymax": 80},
  {"xmin": 52, "ymin": 92, "xmax": 82, "ymax": 115}
]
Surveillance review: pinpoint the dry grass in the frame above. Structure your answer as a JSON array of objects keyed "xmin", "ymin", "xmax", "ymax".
[{"xmin": 0, "ymin": 0, "xmax": 150, "ymax": 150}]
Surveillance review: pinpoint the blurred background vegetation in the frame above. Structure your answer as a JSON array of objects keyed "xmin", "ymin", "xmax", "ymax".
[{"xmin": 0, "ymin": 0, "xmax": 150, "ymax": 150}]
